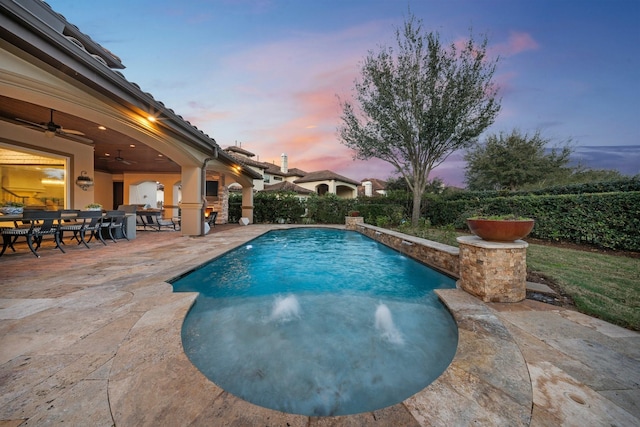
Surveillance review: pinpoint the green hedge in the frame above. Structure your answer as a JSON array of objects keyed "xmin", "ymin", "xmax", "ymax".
[
  {"xmin": 426, "ymin": 191, "xmax": 640, "ymax": 251},
  {"xmin": 235, "ymin": 186, "xmax": 640, "ymax": 251},
  {"xmin": 253, "ymin": 191, "xmax": 306, "ymax": 223},
  {"xmin": 353, "ymin": 192, "xmax": 410, "ymax": 226},
  {"xmin": 228, "ymin": 193, "xmax": 242, "ymax": 223},
  {"xmin": 439, "ymin": 177, "xmax": 640, "ymax": 201},
  {"xmin": 305, "ymin": 193, "xmax": 355, "ymax": 224}
]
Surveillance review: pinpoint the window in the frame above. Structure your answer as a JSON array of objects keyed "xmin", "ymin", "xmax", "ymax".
[
  {"xmin": 205, "ymin": 180, "xmax": 218, "ymax": 197},
  {"xmin": 0, "ymin": 147, "xmax": 67, "ymax": 208}
]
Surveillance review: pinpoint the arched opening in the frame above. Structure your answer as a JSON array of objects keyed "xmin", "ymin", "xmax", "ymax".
[
  {"xmin": 336, "ymin": 184, "xmax": 356, "ymax": 198},
  {"xmin": 316, "ymin": 183, "xmax": 329, "ymax": 196}
]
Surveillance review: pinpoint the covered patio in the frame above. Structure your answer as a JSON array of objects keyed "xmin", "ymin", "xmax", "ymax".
[{"xmin": 0, "ymin": 0, "xmax": 261, "ymax": 235}]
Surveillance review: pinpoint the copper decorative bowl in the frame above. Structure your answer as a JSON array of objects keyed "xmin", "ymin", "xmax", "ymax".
[{"xmin": 466, "ymin": 218, "xmax": 535, "ymax": 242}]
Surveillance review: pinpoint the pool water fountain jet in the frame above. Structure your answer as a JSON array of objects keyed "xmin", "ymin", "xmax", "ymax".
[
  {"xmin": 270, "ymin": 294, "xmax": 301, "ymax": 322},
  {"xmin": 375, "ymin": 303, "xmax": 404, "ymax": 345}
]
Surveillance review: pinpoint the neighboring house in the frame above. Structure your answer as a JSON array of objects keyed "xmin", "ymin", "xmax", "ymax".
[
  {"xmin": 0, "ymin": 0, "xmax": 261, "ymax": 235},
  {"xmin": 358, "ymin": 178, "xmax": 387, "ymax": 197},
  {"xmin": 223, "ymin": 146, "xmax": 307, "ymax": 191},
  {"xmin": 262, "ymin": 181, "xmax": 314, "ymax": 198},
  {"xmin": 224, "ymin": 146, "xmax": 360, "ymax": 198},
  {"xmin": 293, "ymin": 170, "xmax": 359, "ymax": 198}
]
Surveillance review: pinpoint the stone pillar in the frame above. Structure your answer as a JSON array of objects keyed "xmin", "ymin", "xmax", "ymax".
[
  {"xmin": 457, "ymin": 236, "xmax": 528, "ymax": 303},
  {"xmin": 345, "ymin": 216, "xmax": 364, "ymax": 230}
]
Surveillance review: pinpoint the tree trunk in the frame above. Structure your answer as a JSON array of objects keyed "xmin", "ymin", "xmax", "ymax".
[{"xmin": 411, "ymin": 187, "xmax": 422, "ymax": 227}]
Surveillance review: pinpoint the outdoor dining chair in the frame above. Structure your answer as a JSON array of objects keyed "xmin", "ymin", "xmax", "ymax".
[
  {"xmin": 103, "ymin": 210, "xmax": 129, "ymax": 242},
  {"xmin": 0, "ymin": 210, "xmax": 64, "ymax": 258},
  {"xmin": 207, "ymin": 211, "xmax": 218, "ymax": 228},
  {"xmin": 58, "ymin": 210, "xmax": 106, "ymax": 248}
]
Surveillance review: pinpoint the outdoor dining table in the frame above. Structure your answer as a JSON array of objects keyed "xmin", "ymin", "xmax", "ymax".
[{"xmin": 0, "ymin": 210, "xmax": 134, "ymax": 257}]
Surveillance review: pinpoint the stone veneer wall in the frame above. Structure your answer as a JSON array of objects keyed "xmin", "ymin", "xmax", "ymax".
[
  {"xmin": 354, "ymin": 223, "xmax": 459, "ymax": 278},
  {"xmin": 457, "ymin": 236, "xmax": 528, "ymax": 302},
  {"xmin": 345, "ymin": 216, "xmax": 364, "ymax": 230}
]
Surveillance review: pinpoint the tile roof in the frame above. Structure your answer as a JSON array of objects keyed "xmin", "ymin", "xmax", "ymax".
[
  {"xmin": 294, "ymin": 170, "xmax": 360, "ymax": 185},
  {"xmin": 361, "ymin": 178, "xmax": 387, "ymax": 190},
  {"xmin": 263, "ymin": 181, "xmax": 313, "ymax": 194},
  {"xmin": 263, "ymin": 162, "xmax": 307, "ymax": 177},
  {"xmin": 224, "ymin": 146, "xmax": 256, "ymax": 157}
]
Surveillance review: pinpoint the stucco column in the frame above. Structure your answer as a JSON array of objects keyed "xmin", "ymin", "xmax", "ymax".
[
  {"xmin": 180, "ymin": 165, "xmax": 204, "ymax": 236},
  {"xmin": 241, "ymin": 185, "xmax": 254, "ymax": 223},
  {"xmin": 456, "ymin": 236, "xmax": 528, "ymax": 303}
]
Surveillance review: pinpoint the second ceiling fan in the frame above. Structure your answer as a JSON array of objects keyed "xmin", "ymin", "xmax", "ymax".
[
  {"xmin": 16, "ymin": 109, "xmax": 93, "ymax": 144},
  {"xmin": 99, "ymin": 149, "xmax": 137, "ymax": 165}
]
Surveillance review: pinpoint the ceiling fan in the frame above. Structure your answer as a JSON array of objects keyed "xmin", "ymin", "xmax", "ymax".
[
  {"xmin": 99, "ymin": 149, "xmax": 137, "ymax": 165},
  {"xmin": 15, "ymin": 109, "xmax": 93, "ymax": 144}
]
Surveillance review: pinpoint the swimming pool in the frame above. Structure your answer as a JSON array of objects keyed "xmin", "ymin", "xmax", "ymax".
[{"xmin": 171, "ymin": 228, "xmax": 458, "ymax": 416}]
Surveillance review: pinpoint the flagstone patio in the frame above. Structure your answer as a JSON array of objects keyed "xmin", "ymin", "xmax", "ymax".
[{"xmin": 0, "ymin": 225, "xmax": 638, "ymax": 426}]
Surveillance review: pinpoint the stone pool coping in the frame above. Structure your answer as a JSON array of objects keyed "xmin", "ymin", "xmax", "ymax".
[
  {"xmin": 1, "ymin": 224, "xmax": 638, "ymax": 425},
  {"xmin": 109, "ymin": 286, "xmax": 532, "ymax": 425},
  {"xmin": 109, "ymin": 225, "xmax": 531, "ymax": 425}
]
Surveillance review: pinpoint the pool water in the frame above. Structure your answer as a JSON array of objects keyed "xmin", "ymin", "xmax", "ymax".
[{"xmin": 171, "ymin": 228, "xmax": 458, "ymax": 416}]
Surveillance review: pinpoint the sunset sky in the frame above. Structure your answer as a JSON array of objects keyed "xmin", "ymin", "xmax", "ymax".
[{"xmin": 48, "ymin": 0, "xmax": 640, "ymax": 186}]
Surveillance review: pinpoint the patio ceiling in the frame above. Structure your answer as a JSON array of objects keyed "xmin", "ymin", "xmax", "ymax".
[{"xmin": 0, "ymin": 94, "xmax": 181, "ymax": 174}]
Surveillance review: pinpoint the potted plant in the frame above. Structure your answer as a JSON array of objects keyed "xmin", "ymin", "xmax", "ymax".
[
  {"xmin": 466, "ymin": 214, "xmax": 535, "ymax": 242},
  {"xmin": 85, "ymin": 203, "xmax": 103, "ymax": 211},
  {"xmin": 349, "ymin": 211, "xmax": 361, "ymax": 217},
  {"xmin": 0, "ymin": 201, "xmax": 25, "ymax": 214}
]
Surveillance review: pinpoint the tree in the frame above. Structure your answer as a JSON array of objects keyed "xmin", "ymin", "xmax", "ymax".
[
  {"xmin": 464, "ymin": 129, "xmax": 573, "ymax": 191},
  {"xmin": 338, "ymin": 14, "xmax": 500, "ymax": 226},
  {"xmin": 385, "ymin": 175, "xmax": 445, "ymax": 194}
]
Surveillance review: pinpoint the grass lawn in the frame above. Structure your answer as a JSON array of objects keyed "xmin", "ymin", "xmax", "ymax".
[
  {"xmin": 526, "ymin": 244, "xmax": 639, "ymax": 330},
  {"xmin": 396, "ymin": 226, "xmax": 640, "ymax": 331}
]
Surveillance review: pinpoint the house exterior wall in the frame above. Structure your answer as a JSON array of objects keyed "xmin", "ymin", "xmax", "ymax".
[
  {"xmin": 93, "ymin": 171, "xmax": 113, "ymax": 209},
  {"xmin": 296, "ymin": 180, "xmax": 357, "ymax": 199}
]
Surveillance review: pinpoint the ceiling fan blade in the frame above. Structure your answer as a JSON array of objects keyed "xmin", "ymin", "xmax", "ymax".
[
  {"xmin": 61, "ymin": 133, "xmax": 94, "ymax": 145},
  {"xmin": 120, "ymin": 160, "xmax": 132, "ymax": 165},
  {"xmin": 60, "ymin": 128, "xmax": 85, "ymax": 136},
  {"xmin": 15, "ymin": 117, "xmax": 47, "ymax": 129}
]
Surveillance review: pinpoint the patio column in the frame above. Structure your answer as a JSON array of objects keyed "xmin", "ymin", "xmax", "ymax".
[
  {"xmin": 180, "ymin": 165, "xmax": 204, "ymax": 236},
  {"xmin": 330, "ymin": 179, "xmax": 337, "ymax": 195},
  {"xmin": 241, "ymin": 185, "xmax": 254, "ymax": 224}
]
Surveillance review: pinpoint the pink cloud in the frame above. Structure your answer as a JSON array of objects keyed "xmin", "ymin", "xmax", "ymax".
[
  {"xmin": 491, "ymin": 31, "xmax": 539, "ymax": 57},
  {"xmin": 494, "ymin": 71, "xmax": 518, "ymax": 96}
]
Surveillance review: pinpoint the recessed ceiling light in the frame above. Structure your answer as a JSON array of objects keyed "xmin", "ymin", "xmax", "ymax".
[
  {"xmin": 157, "ymin": 154, "xmax": 163, "ymax": 157},
  {"xmin": 129, "ymin": 144, "xmax": 136, "ymax": 148},
  {"xmin": 98, "ymin": 125, "xmax": 107, "ymax": 130},
  {"xmin": 104, "ymin": 153, "xmax": 110, "ymax": 156}
]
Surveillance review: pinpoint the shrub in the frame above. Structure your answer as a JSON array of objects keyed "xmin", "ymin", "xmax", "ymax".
[
  {"xmin": 426, "ymin": 191, "xmax": 640, "ymax": 251},
  {"xmin": 375, "ymin": 216, "xmax": 390, "ymax": 227},
  {"xmin": 306, "ymin": 193, "xmax": 354, "ymax": 224},
  {"xmin": 253, "ymin": 191, "xmax": 305, "ymax": 223}
]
